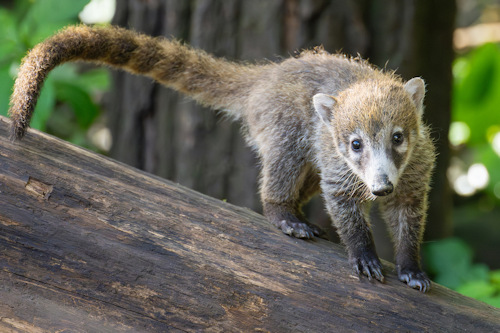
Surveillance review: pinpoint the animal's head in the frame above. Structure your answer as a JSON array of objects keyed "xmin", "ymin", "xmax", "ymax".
[{"xmin": 313, "ymin": 77, "xmax": 426, "ymax": 198}]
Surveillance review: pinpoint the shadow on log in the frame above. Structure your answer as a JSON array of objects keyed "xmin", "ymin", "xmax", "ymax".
[{"xmin": 0, "ymin": 115, "xmax": 498, "ymax": 332}]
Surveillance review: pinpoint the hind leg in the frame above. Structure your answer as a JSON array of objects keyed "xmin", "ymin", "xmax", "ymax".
[
  {"xmin": 295, "ymin": 170, "xmax": 322, "ymax": 222},
  {"xmin": 260, "ymin": 151, "xmax": 321, "ymax": 239}
]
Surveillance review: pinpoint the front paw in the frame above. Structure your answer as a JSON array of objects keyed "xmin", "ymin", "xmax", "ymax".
[
  {"xmin": 350, "ymin": 251, "xmax": 384, "ymax": 282},
  {"xmin": 398, "ymin": 267, "xmax": 431, "ymax": 292}
]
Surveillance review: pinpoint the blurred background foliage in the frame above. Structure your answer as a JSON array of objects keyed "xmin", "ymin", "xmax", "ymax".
[
  {"xmin": 435, "ymin": 0, "xmax": 500, "ymax": 308},
  {"xmin": 0, "ymin": 0, "xmax": 111, "ymax": 148},
  {"xmin": 0, "ymin": 0, "xmax": 498, "ymax": 306}
]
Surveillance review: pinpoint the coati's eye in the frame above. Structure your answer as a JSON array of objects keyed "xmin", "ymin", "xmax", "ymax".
[
  {"xmin": 392, "ymin": 132, "xmax": 404, "ymax": 145},
  {"xmin": 351, "ymin": 140, "xmax": 362, "ymax": 151}
]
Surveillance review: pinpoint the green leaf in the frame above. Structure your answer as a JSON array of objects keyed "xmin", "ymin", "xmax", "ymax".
[
  {"xmin": 0, "ymin": 64, "xmax": 14, "ymax": 117},
  {"xmin": 424, "ymin": 238, "xmax": 473, "ymax": 275},
  {"xmin": 20, "ymin": 0, "xmax": 90, "ymax": 46},
  {"xmin": 465, "ymin": 263, "xmax": 490, "ymax": 282},
  {"xmin": 50, "ymin": 65, "xmax": 111, "ymax": 92},
  {"xmin": 73, "ymin": 69, "xmax": 111, "ymax": 92},
  {"xmin": 54, "ymin": 82, "xmax": 99, "ymax": 128},
  {"xmin": 31, "ymin": 0, "xmax": 90, "ymax": 22},
  {"xmin": 452, "ymin": 44, "xmax": 500, "ymax": 145},
  {"xmin": 422, "ymin": 238, "xmax": 491, "ymax": 289},
  {"xmin": 455, "ymin": 44, "xmax": 498, "ymax": 105},
  {"xmin": 31, "ymin": 77, "xmax": 56, "ymax": 131},
  {"xmin": 467, "ymin": 144, "xmax": 500, "ymax": 200},
  {"xmin": 0, "ymin": 9, "xmax": 22, "ymax": 63},
  {"xmin": 457, "ymin": 280, "xmax": 496, "ymax": 299},
  {"xmin": 479, "ymin": 296, "xmax": 500, "ymax": 308},
  {"xmin": 491, "ymin": 270, "xmax": 500, "ymax": 286},
  {"xmin": 0, "ymin": 0, "xmax": 106, "ymax": 141},
  {"xmin": 433, "ymin": 271, "xmax": 464, "ymax": 290}
]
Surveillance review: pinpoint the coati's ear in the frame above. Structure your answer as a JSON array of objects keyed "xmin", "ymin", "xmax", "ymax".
[
  {"xmin": 404, "ymin": 77, "xmax": 426, "ymax": 117},
  {"xmin": 313, "ymin": 93, "xmax": 337, "ymax": 124}
]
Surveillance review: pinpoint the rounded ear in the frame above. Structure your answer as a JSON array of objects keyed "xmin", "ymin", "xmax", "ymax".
[
  {"xmin": 313, "ymin": 93, "xmax": 337, "ymax": 124},
  {"xmin": 404, "ymin": 77, "xmax": 426, "ymax": 117}
]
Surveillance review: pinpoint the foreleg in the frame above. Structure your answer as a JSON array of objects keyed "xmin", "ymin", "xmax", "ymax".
[
  {"xmin": 381, "ymin": 195, "xmax": 431, "ymax": 292},
  {"xmin": 323, "ymin": 191, "xmax": 384, "ymax": 281}
]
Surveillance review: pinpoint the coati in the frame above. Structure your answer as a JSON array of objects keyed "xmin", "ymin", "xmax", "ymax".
[{"xmin": 9, "ymin": 25, "xmax": 435, "ymax": 292}]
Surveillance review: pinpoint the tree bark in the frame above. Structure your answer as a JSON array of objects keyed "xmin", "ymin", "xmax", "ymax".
[
  {"xmin": 0, "ymin": 115, "xmax": 497, "ymax": 331},
  {"xmin": 0, "ymin": 116, "xmax": 498, "ymax": 332},
  {"xmin": 106, "ymin": 0, "xmax": 454, "ymax": 259}
]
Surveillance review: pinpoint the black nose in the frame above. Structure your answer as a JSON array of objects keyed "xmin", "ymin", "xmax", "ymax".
[{"xmin": 371, "ymin": 176, "xmax": 394, "ymax": 196}]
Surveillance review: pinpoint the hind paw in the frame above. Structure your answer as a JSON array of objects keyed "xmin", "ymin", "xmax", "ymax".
[
  {"xmin": 263, "ymin": 202, "xmax": 323, "ymax": 239},
  {"xmin": 275, "ymin": 219, "xmax": 321, "ymax": 239}
]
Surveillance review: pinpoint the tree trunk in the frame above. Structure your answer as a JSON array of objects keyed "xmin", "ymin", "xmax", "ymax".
[
  {"xmin": 1, "ymin": 116, "xmax": 498, "ymax": 332},
  {"xmin": 106, "ymin": 0, "xmax": 454, "ymax": 260}
]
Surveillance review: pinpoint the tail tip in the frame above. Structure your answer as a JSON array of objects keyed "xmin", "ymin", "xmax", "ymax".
[{"xmin": 9, "ymin": 122, "xmax": 27, "ymax": 141}]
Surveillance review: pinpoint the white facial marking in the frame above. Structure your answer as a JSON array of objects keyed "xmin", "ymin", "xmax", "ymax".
[
  {"xmin": 341, "ymin": 124, "xmax": 411, "ymax": 198},
  {"xmin": 367, "ymin": 148, "xmax": 398, "ymax": 188},
  {"xmin": 393, "ymin": 126, "xmax": 408, "ymax": 155}
]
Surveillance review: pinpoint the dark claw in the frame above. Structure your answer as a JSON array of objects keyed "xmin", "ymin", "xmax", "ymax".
[
  {"xmin": 361, "ymin": 259, "xmax": 373, "ymax": 280},
  {"xmin": 278, "ymin": 220, "xmax": 294, "ymax": 236},
  {"xmin": 353, "ymin": 263, "xmax": 361, "ymax": 277},
  {"xmin": 265, "ymin": 204, "xmax": 324, "ymax": 240},
  {"xmin": 310, "ymin": 224, "xmax": 322, "ymax": 237},
  {"xmin": 351, "ymin": 252, "xmax": 385, "ymax": 283},
  {"xmin": 277, "ymin": 220, "xmax": 318, "ymax": 240},
  {"xmin": 372, "ymin": 265, "xmax": 384, "ymax": 282},
  {"xmin": 398, "ymin": 268, "xmax": 431, "ymax": 292}
]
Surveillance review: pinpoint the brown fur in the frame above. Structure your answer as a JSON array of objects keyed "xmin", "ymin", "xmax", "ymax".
[
  {"xmin": 9, "ymin": 25, "xmax": 436, "ymax": 292},
  {"xmin": 9, "ymin": 25, "xmax": 257, "ymax": 138}
]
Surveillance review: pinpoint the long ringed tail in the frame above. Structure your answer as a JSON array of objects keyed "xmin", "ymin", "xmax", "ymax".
[{"xmin": 9, "ymin": 25, "xmax": 255, "ymax": 140}]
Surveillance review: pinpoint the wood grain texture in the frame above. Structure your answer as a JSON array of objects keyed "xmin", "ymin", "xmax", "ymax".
[{"xmin": 0, "ymin": 115, "xmax": 498, "ymax": 332}]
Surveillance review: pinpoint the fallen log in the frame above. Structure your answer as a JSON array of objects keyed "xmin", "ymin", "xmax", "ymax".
[{"xmin": 0, "ymin": 115, "xmax": 498, "ymax": 332}]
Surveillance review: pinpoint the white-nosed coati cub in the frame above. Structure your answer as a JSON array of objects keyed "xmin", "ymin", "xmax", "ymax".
[{"xmin": 9, "ymin": 25, "xmax": 435, "ymax": 292}]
